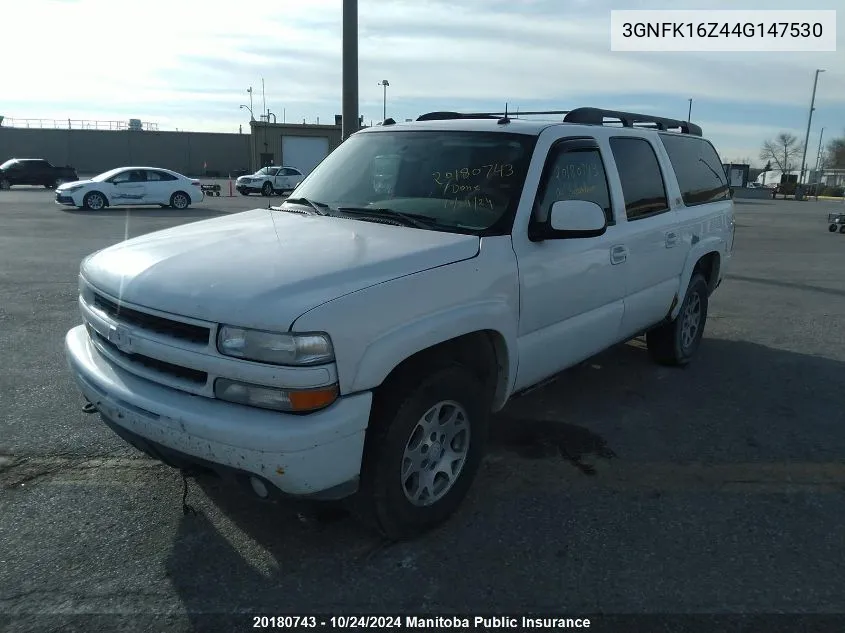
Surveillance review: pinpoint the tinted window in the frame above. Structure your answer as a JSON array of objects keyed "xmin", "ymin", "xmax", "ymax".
[
  {"xmin": 659, "ymin": 134, "xmax": 730, "ymax": 206},
  {"xmin": 147, "ymin": 171, "xmax": 176, "ymax": 181},
  {"xmin": 535, "ymin": 145, "xmax": 612, "ymax": 223},
  {"xmin": 609, "ymin": 137, "xmax": 668, "ymax": 220},
  {"xmin": 110, "ymin": 170, "xmax": 146, "ymax": 183},
  {"xmin": 289, "ymin": 131, "xmax": 536, "ymax": 235}
]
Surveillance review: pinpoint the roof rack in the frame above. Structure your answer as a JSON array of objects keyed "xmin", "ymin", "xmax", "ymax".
[{"xmin": 415, "ymin": 106, "xmax": 702, "ymax": 136}]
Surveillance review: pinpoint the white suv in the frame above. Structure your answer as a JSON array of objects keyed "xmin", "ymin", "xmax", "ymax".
[
  {"xmin": 236, "ymin": 166, "xmax": 305, "ymax": 196},
  {"xmin": 65, "ymin": 107, "xmax": 735, "ymax": 539}
]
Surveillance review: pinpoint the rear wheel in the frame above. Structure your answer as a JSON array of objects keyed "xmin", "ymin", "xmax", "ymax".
[
  {"xmin": 83, "ymin": 191, "xmax": 106, "ymax": 210},
  {"xmin": 353, "ymin": 362, "xmax": 490, "ymax": 540},
  {"xmin": 170, "ymin": 191, "xmax": 190, "ymax": 210},
  {"xmin": 839, "ymin": 225, "xmax": 845, "ymax": 234},
  {"xmin": 830, "ymin": 224, "xmax": 838, "ymax": 232},
  {"xmin": 646, "ymin": 273, "xmax": 709, "ymax": 366},
  {"xmin": 0, "ymin": 179, "xmax": 10, "ymax": 190},
  {"xmin": 261, "ymin": 181, "xmax": 273, "ymax": 196}
]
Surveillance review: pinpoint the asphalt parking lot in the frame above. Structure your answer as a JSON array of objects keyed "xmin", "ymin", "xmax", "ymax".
[{"xmin": 1, "ymin": 188, "xmax": 845, "ymax": 631}]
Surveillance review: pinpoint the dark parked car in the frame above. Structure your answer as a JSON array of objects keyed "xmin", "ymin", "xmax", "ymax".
[{"xmin": 0, "ymin": 158, "xmax": 79, "ymax": 190}]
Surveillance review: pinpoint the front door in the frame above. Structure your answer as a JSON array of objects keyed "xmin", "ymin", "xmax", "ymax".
[
  {"xmin": 511, "ymin": 137, "xmax": 626, "ymax": 392},
  {"xmin": 108, "ymin": 169, "xmax": 148, "ymax": 205}
]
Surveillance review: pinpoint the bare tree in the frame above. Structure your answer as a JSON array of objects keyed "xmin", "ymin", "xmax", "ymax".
[
  {"xmin": 760, "ymin": 133, "xmax": 804, "ymax": 174},
  {"xmin": 827, "ymin": 136, "xmax": 845, "ymax": 169}
]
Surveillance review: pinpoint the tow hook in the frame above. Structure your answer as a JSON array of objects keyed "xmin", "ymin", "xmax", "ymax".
[{"xmin": 82, "ymin": 401, "xmax": 97, "ymax": 414}]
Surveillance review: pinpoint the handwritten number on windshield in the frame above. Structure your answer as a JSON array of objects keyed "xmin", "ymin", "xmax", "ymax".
[{"xmin": 433, "ymin": 163, "xmax": 514, "ymax": 186}]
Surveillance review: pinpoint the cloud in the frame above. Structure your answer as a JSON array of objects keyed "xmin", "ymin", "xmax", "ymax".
[{"xmin": 3, "ymin": 0, "xmax": 843, "ymax": 161}]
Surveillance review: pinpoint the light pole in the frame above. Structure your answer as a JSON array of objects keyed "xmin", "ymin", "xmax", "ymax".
[
  {"xmin": 799, "ymin": 68, "xmax": 825, "ymax": 185},
  {"xmin": 247, "ymin": 87, "xmax": 254, "ymax": 116},
  {"xmin": 687, "ymin": 98, "xmax": 692, "ymax": 121},
  {"xmin": 240, "ymin": 104, "xmax": 255, "ymax": 121},
  {"xmin": 814, "ymin": 127, "xmax": 825, "ymax": 192},
  {"xmin": 240, "ymin": 105, "xmax": 256, "ymax": 172},
  {"xmin": 378, "ymin": 79, "xmax": 390, "ymax": 122}
]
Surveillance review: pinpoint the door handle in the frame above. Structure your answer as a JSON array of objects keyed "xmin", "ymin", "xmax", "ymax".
[
  {"xmin": 665, "ymin": 231, "xmax": 678, "ymax": 247},
  {"xmin": 610, "ymin": 244, "xmax": 628, "ymax": 265}
]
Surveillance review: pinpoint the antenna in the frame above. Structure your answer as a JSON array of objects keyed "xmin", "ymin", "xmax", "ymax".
[{"xmin": 498, "ymin": 102, "xmax": 511, "ymax": 125}]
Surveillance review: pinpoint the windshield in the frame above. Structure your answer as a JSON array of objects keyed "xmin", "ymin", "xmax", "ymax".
[
  {"xmin": 289, "ymin": 130, "xmax": 536, "ymax": 234},
  {"xmin": 254, "ymin": 167, "xmax": 274, "ymax": 176}
]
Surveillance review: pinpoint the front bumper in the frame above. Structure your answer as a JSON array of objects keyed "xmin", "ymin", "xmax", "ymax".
[
  {"xmin": 65, "ymin": 324, "xmax": 371, "ymax": 499},
  {"xmin": 55, "ymin": 192, "xmax": 78, "ymax": 206}
]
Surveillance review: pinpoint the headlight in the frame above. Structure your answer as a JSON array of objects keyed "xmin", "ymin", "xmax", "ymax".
[
  {"xmin": 217, "ymin": 326, "xmax": 334, "ymax": 366},
  {"xmin": 214, "ymin": 378, "xmax": 338, "ymax": 412}
]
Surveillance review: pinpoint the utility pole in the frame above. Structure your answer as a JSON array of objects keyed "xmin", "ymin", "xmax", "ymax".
[
  {"xmin": 687, "ymin": 98, "xmax": 692, "ymax": 121},
  {"xmin": 379, "ymin": 80, "xmax": 389, "ymax": 121},
  {"xmin": 342, "ymin": 0, "xmax": 359, "ymax": 141},
  {"xmin": 814, "ymin": 127, "xmax": 825, "ymax": 183},
  {"xmin": 247, "ymin": 87, "xmax": 253, "ymax": 117},
  {"xmin": 799, "ymin": 69, "xmax": 825, "ymax": 185}
]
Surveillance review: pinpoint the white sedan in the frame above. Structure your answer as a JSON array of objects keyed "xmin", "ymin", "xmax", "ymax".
[{"xmin": 55, "ymin": 167, "xmax": 204, "ymax": 210}]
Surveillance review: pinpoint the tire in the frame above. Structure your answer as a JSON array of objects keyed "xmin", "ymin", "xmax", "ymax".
[
  {"xmin": 261, "ymin": 181, "xmax": 273, "ymax": 196},
  {"xmin": 238, "ymin": 189, "xmax": 249, "ymax": 196},
  {"xmin": 0, "ymin": 179, "xmax": 10, "ymax": 191},
  {"xmin": 839, "ymin": 225, "xmax": 845, "ymax": 234},
  {"xmin": 830, "ymin": 224, "xmax": 838, "ymax": 232},
  {"xmin": 353, "ymin": 363, "xmax": 490, "ymax": 541},
  {"xmin": 646, "ymin": 273, "xmax": 709, "ymax": 367},
  {"xmin": 170, "ymin": 191, "xmax": 190, "ymax": 210},
  {"xmin": 83, "ymin": 191, "xmax": 106, "ymax": 210}
]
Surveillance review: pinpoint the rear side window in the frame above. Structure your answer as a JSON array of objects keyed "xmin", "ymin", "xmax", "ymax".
[
  {"xmin": 609, "ymin": 137, "xmax": 669, "ymax": 220},
  {"xmin": 147, "ymin": 170, "xmax": 177, "ymax": 181},
  {"xmin": 659, "ymin": 134, "xmax": 730, "ymax": 206}
]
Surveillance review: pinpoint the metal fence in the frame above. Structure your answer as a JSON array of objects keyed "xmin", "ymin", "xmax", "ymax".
[{"xmin": 0, "ymin": 118, "xmax": 159, "ymax": 131}]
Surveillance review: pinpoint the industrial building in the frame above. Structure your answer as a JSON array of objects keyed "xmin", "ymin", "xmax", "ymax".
[{"xmin": 0, "ymin": 116, "xmax": 350, "ymax": 178}]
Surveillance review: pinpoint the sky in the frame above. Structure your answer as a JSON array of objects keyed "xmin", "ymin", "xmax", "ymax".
[{"xmin": 2, "ymin": 0, "xmax": 844, "ymax": 166}]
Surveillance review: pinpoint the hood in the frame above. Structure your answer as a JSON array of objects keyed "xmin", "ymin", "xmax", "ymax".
[
  {"xmin": 81, "ymin": 208, "xmax": 480, "ymax": 331},
  {"xmin": 57, "ymin": 179, "xmax": 92, "ymax": 190}
]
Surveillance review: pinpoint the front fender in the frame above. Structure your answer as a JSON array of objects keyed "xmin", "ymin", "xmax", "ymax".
[
  {"xmin": 290, "ymin": 237, "xmax": 521, "ymax": 409},
  {"xmin": 351, "ymin": 301, "xmax": 518, "ymax": 407}
]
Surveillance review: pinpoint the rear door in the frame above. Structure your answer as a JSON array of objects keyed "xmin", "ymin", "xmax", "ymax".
[
  {"xmin": 144, "ymin": 170, "xmax": 178, "ymax": 204},
  {"xmin": 605, "ymin": 135, "xmax": 686, "ymax": 337}
]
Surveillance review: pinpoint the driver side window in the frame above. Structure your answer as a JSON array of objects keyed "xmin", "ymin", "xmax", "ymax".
[{"xmin": 534, "ymin": 145, "xmax": 613, "ymax": 224}]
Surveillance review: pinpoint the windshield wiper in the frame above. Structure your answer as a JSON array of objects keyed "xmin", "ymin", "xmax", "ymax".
[
  {"xmin": 335, "ymin": 206, "xmax": 438, "ymax": 230},
  {"xmin": 282, "ymin": 197, "xmax": 330, "ymax": 215}
]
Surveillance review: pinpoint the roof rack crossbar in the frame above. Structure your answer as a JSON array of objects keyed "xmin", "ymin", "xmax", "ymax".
[
  {"xmin": 415, "ymin": 107, "xmax": 702, "ymax": 136},
  {"xmin": 563, "ymin": 107, "xmax": 702, "ymax": 136}
]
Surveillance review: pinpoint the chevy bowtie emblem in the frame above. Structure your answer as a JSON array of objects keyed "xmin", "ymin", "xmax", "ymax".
[{"xmin": 108, "ymin": 325, "xmax": 133, "ymax": 353}]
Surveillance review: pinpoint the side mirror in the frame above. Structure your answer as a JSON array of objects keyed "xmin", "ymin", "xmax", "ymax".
[{"xmin": 541, "ymin": 200, "xmax": 607, "ymax": 239}]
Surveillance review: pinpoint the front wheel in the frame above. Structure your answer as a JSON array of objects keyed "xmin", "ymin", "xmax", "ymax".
[
  {"xmin": 646, "ymin": 273, "xmax": 709, "ymax": 366},
  {"xmin": 0, "ymin": 179, "xmax": 10, "ymax": 190},
  {"xmin": 83, "ymin": 191, "xmax": 106, "ymax": 210},
  {"xmin": 261, "ymin": 181, "xmax": 273, "ymax": 196},
  {"xmin": 830, "ymin": 224, "xmax": 838, "ymax": 233},
  {"xmin": 839, "ymin": 225, "xmax": 845, "ymax": 234},
  {"xmin": 353, "ymin": 363, "xmax": 490, "ymax": 541}
]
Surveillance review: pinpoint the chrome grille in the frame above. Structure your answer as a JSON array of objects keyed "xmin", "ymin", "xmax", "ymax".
[
  {"xmin": 92, "ymin": 292, "xmax": 210, "ymax": 345},
  {"xmin": 90, "ymin": 329, "xmax": 208, "ymax": 385}
]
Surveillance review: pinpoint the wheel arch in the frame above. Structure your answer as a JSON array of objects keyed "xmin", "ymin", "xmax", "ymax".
[{"xmin": 670, "ymin": 244, "xmax": 722, "ymax": 320}]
